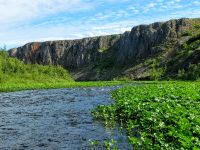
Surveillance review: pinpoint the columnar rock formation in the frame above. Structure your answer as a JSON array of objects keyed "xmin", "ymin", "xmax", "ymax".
[{"xmin": 9, "ymin": 18, "xmax": 198, "ymax": 80}]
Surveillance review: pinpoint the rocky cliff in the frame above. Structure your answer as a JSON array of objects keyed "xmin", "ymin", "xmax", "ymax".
[{"xmin": 9, "ymin": 18, "xmax": 200, "ymax": 80}]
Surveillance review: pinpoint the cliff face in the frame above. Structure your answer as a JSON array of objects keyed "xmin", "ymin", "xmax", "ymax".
[
  {"xmin": 9, "ymin": 18, "xmax": 199, "ymax": 80},
  {"xmin": 9, "ymin": 35, "xmax": 120, "ymax": 68},
  {"xmin": 116, "ymin": 19, "xmax": 187, "ymax": 62}
]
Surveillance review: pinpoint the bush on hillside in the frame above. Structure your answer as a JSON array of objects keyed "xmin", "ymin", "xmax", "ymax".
[{"xmin": 0, "ymin": 50, "xmax": 73, "ymax": 83}]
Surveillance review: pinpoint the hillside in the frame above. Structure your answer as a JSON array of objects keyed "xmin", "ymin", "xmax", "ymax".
[
  {"xmin": 9, "ymin": 18, "xmax": 200, "ymax": 81},
  {"xmin": 0, "ymin": 51, "xmax": 74, "ymax": 91}
]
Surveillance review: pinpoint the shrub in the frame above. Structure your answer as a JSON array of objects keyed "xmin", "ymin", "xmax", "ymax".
[
  {"xmin": 0, "ymin": 50, "xmax": 73, "ymax": 83},
  {"xmin": 149, "ymin": 59, "xmax": 166, "ymax": 80}
]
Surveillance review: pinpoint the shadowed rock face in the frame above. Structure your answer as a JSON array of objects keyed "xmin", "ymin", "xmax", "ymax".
[
  {"xmin": 9, "ymin": 18, "xmax": 194, "ymax": 80},
  {"xmin": 116, "ymin": 19, "xmax": 188, "ymax": 62},
  {"xmin": 9, "ymin": 35, "xmax": 121, "ymax": 69}
]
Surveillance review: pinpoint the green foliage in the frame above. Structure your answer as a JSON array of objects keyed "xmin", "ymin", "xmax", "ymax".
[
  {"xmin": 0, "ymin": 80, "xmax": 129, "ymax": 92},
  {"xmin": 181, "ymin": 31, "xmax": 193, "ymax": 37},
  {"xmin": 183, "ymin": 20, "xmax": 200, "ymax": 37},
  {"xmin": 98, "ymin": 47, "xmax": 109, "ymax": 52},
  {"xmin": 104, "ymin": 139, "xmax": 118, "ymax": 150},
  {"xmin": 187, "ymin": 35, "xmax": 200, "ymax": 46},
  {"xmin": 178, "ymin": 63, "xmax": 200, "ymax": 80},
  {"xmin": 173, "ymin": 34, "xmax": 200, "ymax": 80},
  {"xmin": 89, "ymin": 139, "xmax": 118, "ymax": 150},
  {"xmin": 187, "ymin": 64, "xmax": 200, "ymax": 80},
  {"xmin": 0, "ymin": 50, "xmax": 76, "ymax": 92},
  {"xmin": 93, "ymin": 82, "xmax": 200, "ymax": 149},
  {"xmin": 194, "ymin": 24, "xmax": 200, "ymax": 30},
  {"xmin": 89, "ymin": 139, "xmax": 99, "ymax": 146},
  {"xmin": 149, "ymin": 59, "xmax": 166, "ymax": 80},
  {"xmin": 0, "ymin": 51, "xmax": 129, "ymax": 92},
  {"xmin": 177, "ymin": 69, "xmax": 185, "ymax": 79},
  {"xmin": 167, "ymin": 31, "xmax": 200, "ymax": 80},
  {"xmin": 0, "ymin": 51, "xmax": 73, "ymax": 84},
  {"xmin": 150, "ymin": 67, "xmax": 165, "ymax": 80}
]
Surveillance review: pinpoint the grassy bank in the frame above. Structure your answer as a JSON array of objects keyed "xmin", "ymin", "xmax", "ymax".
[
  {"xmin": 0, "ymin": 50, "xmax": 74, "ymax": 92},
  {"xmin": 93, "ymin": 82, "xmax": 200, "ymax": 149},
  {"xmin": 0, "ymin": 81, "xmax": 130, "ymax": 92},
  {"xmin": 0, "ymin": 50, "xmax": 131, "ymax": 92}
]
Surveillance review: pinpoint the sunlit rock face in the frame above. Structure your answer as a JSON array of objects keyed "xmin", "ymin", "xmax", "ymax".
[{"xmin": 9, "ymin": 18, "xmax": 194, "ymax": 80}]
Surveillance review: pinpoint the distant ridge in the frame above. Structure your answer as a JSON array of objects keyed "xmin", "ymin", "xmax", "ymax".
[{"xmin": 9, "ymin": 18, "xmax": 200, "ymax": 80}]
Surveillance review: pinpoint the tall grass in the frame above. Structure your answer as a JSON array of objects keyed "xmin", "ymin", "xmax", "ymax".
[{"xmin": 0, "ymin": 50, "xmax": 75, "ymax": 91}]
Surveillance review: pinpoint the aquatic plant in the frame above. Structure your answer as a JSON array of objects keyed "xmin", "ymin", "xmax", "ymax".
[{"xmin": 93, "ymin": 82, "xmax": 200, "ymax": 149}]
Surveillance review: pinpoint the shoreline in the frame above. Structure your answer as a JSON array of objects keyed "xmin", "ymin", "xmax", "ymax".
[{"xmin": 0, "ymin": 81, "xmax": 132, "ymax": 93}]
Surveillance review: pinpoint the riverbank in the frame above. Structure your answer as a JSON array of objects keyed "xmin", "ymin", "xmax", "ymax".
[
  {"xmin": 93, "ymin": 81, "xmax": 200, "ymax": 149},
  {"xmin": 0, "ymin": 80, "xmax": 185, "ymax": 93},
  {"xmin": 0, "ymin": 81, "xmax": 133, "ymax": 92},
  {"xmin": 0, "ymin": 51, "xmax": 137, "ymax": 93}
]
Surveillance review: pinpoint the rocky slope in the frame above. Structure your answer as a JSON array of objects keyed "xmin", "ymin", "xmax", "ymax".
[{"xmin": 9, "ymin": 18, "xmax": 200, "ymax": 80}]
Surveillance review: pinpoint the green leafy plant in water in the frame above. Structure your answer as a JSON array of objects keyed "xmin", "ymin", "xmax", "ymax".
[
  {"xmin": 104, "ymin": 139, "xmax": 118, "ymax": 150},
  {"xmin": 93, "ymin": 82, "xmax": 200, "ymax": 149},
  {"xmin": 89, "ymin": 139, "xmax": 118, "ymax": 150}
]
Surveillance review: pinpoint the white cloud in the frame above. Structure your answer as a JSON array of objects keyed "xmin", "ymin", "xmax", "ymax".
[
  {"xmin": 0, "ymin": 0, "xmax": 92, "ymax": 24},
  {"xmin": 143, "ymin": 2, "xmax": 158, "ymax": 12},
  {"xmin": 0, "ymin": 0, "xmax": 199, "ymax": 49},
  {"xmin": 193, "ymin": 0, "xmax": 200, "ymax": 5},
  {"xmin": 0, "ymin": 19, "xmax": 137, "ymax": 49}
]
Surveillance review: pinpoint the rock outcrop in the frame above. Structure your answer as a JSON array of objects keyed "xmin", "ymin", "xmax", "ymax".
[{"xmin": 9, "ymin": 18, "xmax": 199, "ymax": 80}]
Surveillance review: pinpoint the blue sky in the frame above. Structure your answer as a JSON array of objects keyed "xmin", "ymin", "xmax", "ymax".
[{"xmin": 0, "ymin": 0, "xmax": 199, "ymax": 49}]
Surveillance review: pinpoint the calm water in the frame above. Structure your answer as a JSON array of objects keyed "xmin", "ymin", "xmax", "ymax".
[{"xmin": 0, "ymin": 87, "xmax": 132, "ymax": 150}]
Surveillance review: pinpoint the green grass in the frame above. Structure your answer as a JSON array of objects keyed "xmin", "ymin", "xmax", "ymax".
[
  {"xmin": 0, "ymin": 50, "xmax": 131, "ymax": 92},
  {"xmin": 0, "ymin": 51, "xmax": 73, "ymax": 81},
  {"xmin": 0, "ymin": 81, "xmax": 131, "ymax": 92},
  {"xmin": 93, "ymin": 82, "xmax": 200, "ymax": 149},
  {"xmin": 0, "ymin": 50, "xmax": 75, "ymax": 92}
]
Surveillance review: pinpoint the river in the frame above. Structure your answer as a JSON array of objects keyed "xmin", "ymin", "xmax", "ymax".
[{"xmin": 0, "ymin": 87, "xmax": 132, "ymax": 150}]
